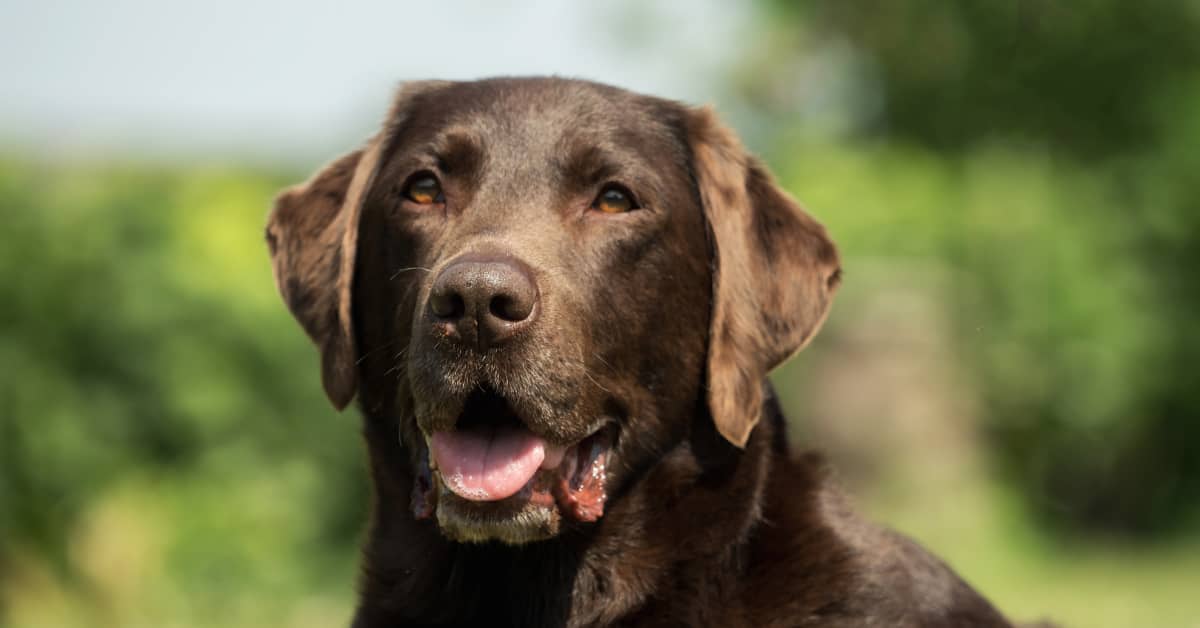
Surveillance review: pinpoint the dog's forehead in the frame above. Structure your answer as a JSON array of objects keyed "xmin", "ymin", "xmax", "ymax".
[{"xmin": 396, "ymin": 78, "xmax": 685, "ymax": 164}]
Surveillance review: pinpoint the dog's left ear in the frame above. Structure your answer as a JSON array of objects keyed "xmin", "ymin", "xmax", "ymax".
[{"xmin": 687, "ymin": 107, "xmax": 842, "ymax": 448}]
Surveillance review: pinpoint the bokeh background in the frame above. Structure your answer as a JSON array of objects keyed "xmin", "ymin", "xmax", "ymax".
[{"xmin": 3, "ymin": 1, "xmax": 1198, "ymax": 626}]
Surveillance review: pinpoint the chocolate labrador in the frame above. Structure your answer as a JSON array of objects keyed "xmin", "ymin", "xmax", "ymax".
[{"xmin": 266, "ymin": 77, "xmax": 1018, "ymax": 627}]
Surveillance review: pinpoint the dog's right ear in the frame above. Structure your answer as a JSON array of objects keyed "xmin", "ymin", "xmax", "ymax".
[
  {"xmin": 265, "ymin": 81, "xmax": 449, "ymax": 410},
  {"xmin": 266, "ymin": 143, "xmax": 378, "ymax": 410}
]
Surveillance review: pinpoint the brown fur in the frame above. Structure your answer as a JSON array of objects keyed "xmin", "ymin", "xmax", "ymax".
[{"xmin": 267, "ymin": 77, "xmax": 1017, "ymax": 627}]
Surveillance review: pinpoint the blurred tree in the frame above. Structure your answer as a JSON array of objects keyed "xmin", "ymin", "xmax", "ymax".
[
  {"xmin": 752, "ymin": 0, "xmax": 1200, "ymax": 158},
  {"xmin": 738, "ymin": 0, "xmax": 1200, "ymax": 536},
  {"xmin": 0, "ymin": 163, "xmax": 365, "ymax": 578}
]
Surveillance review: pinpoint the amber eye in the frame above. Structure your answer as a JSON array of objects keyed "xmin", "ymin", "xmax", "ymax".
[
  {"xmin": 592, "ymin": 185, "xmax": 639, "ymax": 214},
  {"xmin": 403, "ymin": 174, "xmax": 444, "ymax": 205}
]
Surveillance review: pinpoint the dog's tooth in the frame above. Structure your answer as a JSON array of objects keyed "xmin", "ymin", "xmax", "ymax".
[
  {"xmin": 542, "ymin": 442, "xmax": 568, "ymax": 470},
  {"xmin": 422, "ymin": 434, "xmax": 438, "ymax": 470},
  {"xmin": 561, "ymin": 445, "xmax": 579, "ymax": 480}
]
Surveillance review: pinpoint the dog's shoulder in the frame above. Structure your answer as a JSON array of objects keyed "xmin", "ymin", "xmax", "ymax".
[{"xmin": 742, "ymin": 450, "xmax": 1012, "ymax": 627}]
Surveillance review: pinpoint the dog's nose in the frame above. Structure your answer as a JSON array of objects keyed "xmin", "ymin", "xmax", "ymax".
[{"xmin": 428, "ymin": 255, "xmax": 539, "ymax": 349}]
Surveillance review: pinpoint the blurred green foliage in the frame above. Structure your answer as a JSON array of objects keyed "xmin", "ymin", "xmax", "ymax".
[
  {"xmin": 756, "ymin": 0, "xmax": 1200, "ymax": 158},
  {"xmin": 0, "ymin": 162, "xmax": 362, "ymax": 625},
  {"xmin": 744, "ymin": 0, "xmax": 1200, "ymax": 537}
]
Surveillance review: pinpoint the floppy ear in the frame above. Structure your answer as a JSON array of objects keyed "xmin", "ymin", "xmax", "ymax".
[
  {"xmin": 266, "ymin": 81, "xmax": 451, "ymax": 410},
  {"xmin": 265, "ymin": 135, "xmax": 385, "ymax": 409},
  {"xmin": 688, "ymin": 108, "xmax": 842, "ymax": 448}
]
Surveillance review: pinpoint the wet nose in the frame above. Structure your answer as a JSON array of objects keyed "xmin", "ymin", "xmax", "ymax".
[{"xmin": 427, "ymin": 255, "xmax": 539, "ymax": 349}]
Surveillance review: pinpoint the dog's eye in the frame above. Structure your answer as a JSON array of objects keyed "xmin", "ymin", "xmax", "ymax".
[
  {"xmin": 592, "ymin": 185, "xmax": 639, "ymax": 214},
  {"xmin": 403, "ymin": 174, "xmax": 445, "ymax": 205}
]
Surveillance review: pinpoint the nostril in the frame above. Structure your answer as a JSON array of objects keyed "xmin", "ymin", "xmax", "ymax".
[
  {"xmin": 427, "ymin": 255, "xmax": 539, "ymax": 347},
  {"xmin": 489, "ymin": 293, "xmax": 532, "ymax": 322},
  {"xmin": 430, "ymin": 292, "xmax": 465, "ymax": 319}
]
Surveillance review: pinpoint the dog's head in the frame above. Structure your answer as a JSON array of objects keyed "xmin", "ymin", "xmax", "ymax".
[{"xmin": 266, "ymin": 78, "xmax": 840, "ymax": 544}]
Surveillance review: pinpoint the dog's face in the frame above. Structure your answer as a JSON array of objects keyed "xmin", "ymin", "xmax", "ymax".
[{"xmin": 267, "ymin": 78, "xmax": 840, "ymax": 544}]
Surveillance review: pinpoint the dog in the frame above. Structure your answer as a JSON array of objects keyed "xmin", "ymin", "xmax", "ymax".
[{"xmin": 266, "ymin": 77, "xmax": 1017, "ymax": 627}]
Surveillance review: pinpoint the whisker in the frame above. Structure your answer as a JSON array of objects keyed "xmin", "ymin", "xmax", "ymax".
[
  {"xmin": 384, "ymin": 362, "xmax": 406, "ymax": 376},
  {"xmin": 389, "ymin": 266, "xmax": 433, "ymax": 280},
  {"xmin": 384, "ymin": 348, "xmax": 410, "ymax": 377},
  {"xmin": 584, "ymin": 371, "xmax": 612, "ymax": 394},
  {"xmin": 356, "ymin": 338, "xmax": 403, "ymax": 365},
  {"xmin": 592, "ymin": 352, "xmax": 615, "ymax": 372}
]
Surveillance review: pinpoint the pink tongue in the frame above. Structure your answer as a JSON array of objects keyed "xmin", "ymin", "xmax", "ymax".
[{"xmin": 430, "ymin": 428, "xmax": 546, "ymax": 501}]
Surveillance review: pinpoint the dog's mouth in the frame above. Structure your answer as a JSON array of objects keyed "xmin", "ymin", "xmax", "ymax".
[{"xmin": 410, "ymin": 388, "xmax": 614, "ymax": 543}]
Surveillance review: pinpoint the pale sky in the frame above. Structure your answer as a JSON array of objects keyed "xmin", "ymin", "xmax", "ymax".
[{"xmin": 0, "ymin": 0, "xmax": 750, "ymax": 164}]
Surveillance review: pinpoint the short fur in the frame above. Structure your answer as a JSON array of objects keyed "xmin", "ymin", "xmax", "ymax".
[{"xmin": 266, "ymin": 77, "xmax": 1017, "ymax": 627}]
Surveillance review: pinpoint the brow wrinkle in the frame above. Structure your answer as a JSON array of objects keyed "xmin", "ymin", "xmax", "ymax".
[
  {"xmin": 434, "ymin": 131, "xmax": 484, "ymax": 181},
  {"xmin": 559, "ymin": 143, "xmax": 620, "ymax": 191}
]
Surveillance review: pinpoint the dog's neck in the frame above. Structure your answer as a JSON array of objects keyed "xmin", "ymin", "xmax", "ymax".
[{"xmin": 350, "ymin": 394, "xmax": 780, "ymax": 628}]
